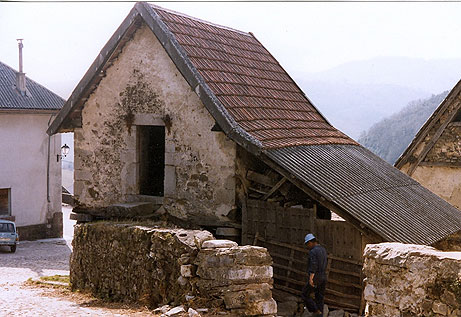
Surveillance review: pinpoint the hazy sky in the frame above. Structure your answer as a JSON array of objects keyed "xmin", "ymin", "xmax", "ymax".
[{"xmin": 1, "ymin": 1, "xmax": 461, "ymax": 99}]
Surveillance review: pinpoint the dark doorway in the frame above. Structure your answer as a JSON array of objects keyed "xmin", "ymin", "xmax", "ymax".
[
  {"xmin": 138, "ymin": 126, "xmax": 165, "ymax": 196},
  {"xmin": 0, "ymin": 189, "xmax": 10, "ymax": 215}
]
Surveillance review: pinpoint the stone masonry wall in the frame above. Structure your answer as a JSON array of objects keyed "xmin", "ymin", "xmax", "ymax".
[
  {"xmin": 363, "ymin": 243, "xmax": 461, "ymax": 317},
  {"xmin": 74, "ymin": 23, "xmax": 236, "ymax": 222},
  {"xmin": 425, "ymin": 123, "xmax": 461, "ymax": 163},
  {"xmin": 71, "ymin": 223, "xmax": 276, "ymax": 316}
]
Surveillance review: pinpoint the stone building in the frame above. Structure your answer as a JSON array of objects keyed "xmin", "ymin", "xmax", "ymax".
[
  {"xmin": 48, "ymin": 3, "xmax": 461, "ymax": 312},
  {"xmin": 0, "ymin": 48, "xmax": 64, "ymax": 240},
  {"xmin": 396, "ymin": 80, "xmax": 461, "ymax": 210}
]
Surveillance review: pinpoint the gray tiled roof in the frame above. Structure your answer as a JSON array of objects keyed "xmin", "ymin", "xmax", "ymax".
[{"xmin": 0, "ymin": 61, "xmax": 64, "ymax": 110}]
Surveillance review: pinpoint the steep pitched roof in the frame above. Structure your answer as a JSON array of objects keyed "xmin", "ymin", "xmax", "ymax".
[
  {"xmin": 48, "ymin": 3, "xmax": 461, "ymax": 246},
  {"xmin": 0, "ymin": 61, "xmax": 65, "ymax": 111},
  {"xmin": 395, "ymin": 80, "xmax": 461, "ymax": 173},
  {"xmin": 155, "ymin": 7, "xmax": 354, "ymax": 149}
]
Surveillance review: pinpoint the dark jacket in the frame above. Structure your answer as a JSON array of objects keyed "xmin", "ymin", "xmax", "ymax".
[{"xmin": 307, "ymin": 244, "xmax": 328, "ymax": 284}]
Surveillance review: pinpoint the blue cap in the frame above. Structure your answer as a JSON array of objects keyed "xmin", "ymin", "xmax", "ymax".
[{"xmin": 304, "ymin": 233, "xmax": 316, "ymax": 244}]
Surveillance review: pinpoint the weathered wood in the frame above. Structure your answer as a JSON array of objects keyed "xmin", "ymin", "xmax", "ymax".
[
  {"xmin": 241, "ymin": 199, "xmax": 248, "ymax": 245},
  {"xmin": 329, "ymin": 268, "xmax": 361, "ymax": 278},
  {"xmin": 274, "ymin": 273, "xmax": 305, "ymax": 287},
  {"xmin": 246, "ymin": 170, "xmax": 276, "ymax": 187},
  {"xmin": 324, "ymin": 299, "xmax": 360, "ymax": 311},
  {"xmin": 408, "ymin": 101, "xmax": 461, "ymax": 176},
  {"xmin": 326, "ymin": 288, "xmax": 361, "ymax": 300},
  {"xmin": 419, "ymin": 161, "xmax": 461, "ymax": 167},
  {"xmin": 70, "ymin": 213, "xmax": 93, "ymax": 222},
  {"xmin": 273, "ymin": 262, "xmax": 309, "ymax": 276},
  {"xmin": 262, "ymin": 177, "xmax": 287, "ymax": 200},
  {"xmin": 327, "ymin": 277, "xmax": 362, "ymax": 289},
  {"xmin": 248, "ymin": 187, "xmax": 268, "ymax": 195}
]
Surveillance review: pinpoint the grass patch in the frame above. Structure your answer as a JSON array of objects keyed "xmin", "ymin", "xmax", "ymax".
[{"xmin": 39, "ymin": 275, "xmax": 70, "ymax": 284}]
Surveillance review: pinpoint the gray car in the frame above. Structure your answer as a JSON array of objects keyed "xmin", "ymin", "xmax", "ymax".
[{"xmin": 0, "ymin": 220, "xmax": 18, "ymax": 253}]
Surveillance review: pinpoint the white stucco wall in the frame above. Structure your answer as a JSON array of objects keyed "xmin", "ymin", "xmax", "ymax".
[{"xmin": 0, "ymin": 112, "xmax": 62, "ymax": 226}]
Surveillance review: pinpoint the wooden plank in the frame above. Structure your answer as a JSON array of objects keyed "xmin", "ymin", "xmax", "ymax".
[
  {"xmin": 329, "ymin": 268, "xmax": 361, "ymax": 278},
  {"xmin": 328, "ymin": 278, "xmax": 362, "ymax": 289},
  {"xmin": 262, "ymin": 177, "xmax": 287, "ymax": 200},
  {"xmin": 419, "ymin": 161, "xmax": 461, "ymax": 167},
  {"xmin": 249, "ymin": 187, "xmax": 268, "ymax": 195},
  {"xmin": 246, "ymin": 170, "xmax": 275, "ymax": 187},
  {"xmin": 256, "ymin": 236, "xmax": 308, "ymax": 253},
  {"xmin": 274, "ymin": 284, "xmax": 301, "ymax": 295},
  {"xmin": 273, "ymin": 263, "xmax": 309, "ymax": 277},
  {"xmin": 325, "ymin": 288, "xmax": 361, "ymax": 300},
  {"xmin": 241, "ymin": 198, "xmax": 248, "ymax": 245},
  {"xmin": 274, "ymin": 274, "xmax": 305, "ymax": 287},
  {"xmin": 324, "ymin": 299, "xmax": 360, "ymax": 311},
  {"xmin": 328, "ymin": 254, "xmax": 363, "ymax": 266},
  {"xmin": 408, "ymin": 101, "xmax": 461, "ymax": 176}
]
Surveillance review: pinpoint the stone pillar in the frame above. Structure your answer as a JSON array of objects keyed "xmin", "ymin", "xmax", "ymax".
[
  {"xmin": 363, "ymin": 243, "xmax": 461, "ymax": 317},
  {"xmin": 194, "ymin": 240, "xmax": 277, "ymax": 316}
]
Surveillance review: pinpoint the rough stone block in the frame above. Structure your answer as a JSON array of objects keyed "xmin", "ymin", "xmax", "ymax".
[
  {"xmin": 363, "ymin": 243, "xmax": 461, "ymax": 316},
  {"xmin": 239, "ymin": 298, "xmax": 277, "ymax": 316},
  {"xmin": 106, "ymin": 202, "xmax": 156, "ymax": 217},
  {"xmin": 163, "ymin": 305, "xmax": 185, "ymax": 316},
  {"xmin": 164, "ymin": 165, "xmax": 176, "ymax": 196},
  {"xmin": 201, "ymin": 239, "xmax": 238, "ymax": 249},
  {"xmin": 223, "ymin": 286, "xmax": 273, "ymax": 309},
  {"xmin": 197, "ymin": 265, "xmax": 273, "ymax": 287},
  {"xmin": 180, "ymin": 264, "xmax": 196, "ymax": 278},
  {"xmin": 433, "ymin": 301, "xmax": 448, "ymax": 316},
  {"xmin": 196, "ymin": 245, "xmax": 272, "ymax": 268}
]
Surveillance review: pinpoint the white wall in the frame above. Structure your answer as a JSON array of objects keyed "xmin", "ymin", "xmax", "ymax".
[{"xmin": 0, "ymin": 112, "xmax": 61, "ymax": 226}]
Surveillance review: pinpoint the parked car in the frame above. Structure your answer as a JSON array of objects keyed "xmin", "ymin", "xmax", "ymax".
[{"xmin": 0, "ymin": 220, "xmax": 18, "ymax": 253}]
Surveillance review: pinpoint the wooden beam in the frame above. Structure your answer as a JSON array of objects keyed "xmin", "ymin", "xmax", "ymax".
[
  {"xmin": 260, "ymin": 154, "xmax": 383, "ymax": 241},
  {"xmin": 408, "ymin": 101, "xmax": 461, "ymax": 176},
  {"xmin": 246, "ymin": 170, "xmax": 275, "ymax": 187},
  {"xmin": 419, "ymin": 161, "xmax": 461, "ymax": 167},
  {"xmin": 262, "ymin": 177, "xmax": 287, "ymax": 200}
]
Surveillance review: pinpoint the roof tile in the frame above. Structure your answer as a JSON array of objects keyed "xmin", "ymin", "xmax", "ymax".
[{"xmin": 155, "ymin": 5, "xmax": 356, "ymax": 148}]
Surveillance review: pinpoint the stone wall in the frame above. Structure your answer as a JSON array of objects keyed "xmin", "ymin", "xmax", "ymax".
[
  {"xmin": 71, "ymin": 223, "xmax": 276, "ymax": 316},
  {"xmin": 74, "ymin": 23, "xmax": 236, "ymax": 223},
  {"xmin": 363, "ymin": 243, "xmax": 461, "ymax": 317},
  {"xmin": 425, "ymin": 123, "xmax": 461, "ymax": 163}
]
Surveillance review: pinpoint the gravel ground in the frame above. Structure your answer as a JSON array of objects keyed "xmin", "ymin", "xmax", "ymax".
[{"xmin": 0, "ymin": 206, "xmax": 156, "ymax": 316}]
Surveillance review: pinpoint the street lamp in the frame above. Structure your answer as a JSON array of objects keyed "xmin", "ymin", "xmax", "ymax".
[{"xmin": 57, "ymin": 144, "xmax": 70, "ymax": 162}]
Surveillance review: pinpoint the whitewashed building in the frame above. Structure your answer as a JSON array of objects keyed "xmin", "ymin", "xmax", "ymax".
[{"xmin": 0, "ymin": 44, "xmax": 64, "ymax": 240}]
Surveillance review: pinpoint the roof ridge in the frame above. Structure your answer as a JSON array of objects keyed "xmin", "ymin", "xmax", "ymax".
[
  {"xmin": 0, "ymin": 60, "xmax": 65, "ymax": 103},
  {"xmin": 149, "ymin": 3, "xmax": 252, "ymax": 37}
]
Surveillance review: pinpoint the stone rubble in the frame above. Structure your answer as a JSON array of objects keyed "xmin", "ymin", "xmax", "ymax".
[{"xmin": 363, "ymin": 242, "xmax": 461, "ymax": 317}]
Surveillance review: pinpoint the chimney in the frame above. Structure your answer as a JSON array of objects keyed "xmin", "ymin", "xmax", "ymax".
[{"xmin": 16, "ymin": 39, "xmax": 26, "ymax": 96}]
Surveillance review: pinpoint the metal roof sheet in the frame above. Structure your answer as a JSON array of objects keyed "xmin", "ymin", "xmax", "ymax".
[
  {"xmin": 266, "ymin": 144, "xmax": 461, "ymax": 245},
  {"xmin": 0, "ymin": 61, "xmax": 64, "ymax": 110}
]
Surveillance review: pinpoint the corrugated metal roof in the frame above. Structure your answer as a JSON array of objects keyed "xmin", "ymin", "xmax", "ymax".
[
  {"xmin": 0, "ymin": 61, "xmax": 64, "ymax": 110},
  {"xmin": 266, "ymin": 144, "xmax": 461, "ymax": 245}
]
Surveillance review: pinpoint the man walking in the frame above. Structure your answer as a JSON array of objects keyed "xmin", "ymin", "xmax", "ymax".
[{"xmin": 301, "ymin": 233, "xmax": 328, "ymax": 317}]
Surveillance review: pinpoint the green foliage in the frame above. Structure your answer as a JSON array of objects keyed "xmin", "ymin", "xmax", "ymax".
[{"xmin": 358, "ymin": 91, "xmax": 449, "ymax": 164}]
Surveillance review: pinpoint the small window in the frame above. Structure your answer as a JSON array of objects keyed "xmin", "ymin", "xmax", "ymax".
[
  {"xmin": 0, "ymin": 189, "xmax": 10, "ymax": 216},
  {"xmin": 138, "ymin": 126, "xmax": 165, "ymax": 196}
]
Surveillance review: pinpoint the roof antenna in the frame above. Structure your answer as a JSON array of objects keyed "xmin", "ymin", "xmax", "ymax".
[{"xmin": 16, "ymin": 39, "xmax": 26, "ymax": 96}]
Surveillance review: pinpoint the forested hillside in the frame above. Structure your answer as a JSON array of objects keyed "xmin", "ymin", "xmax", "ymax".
[{"xmin": 358, "ymin": 91, "xmax": 449, "ymax": 164}]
